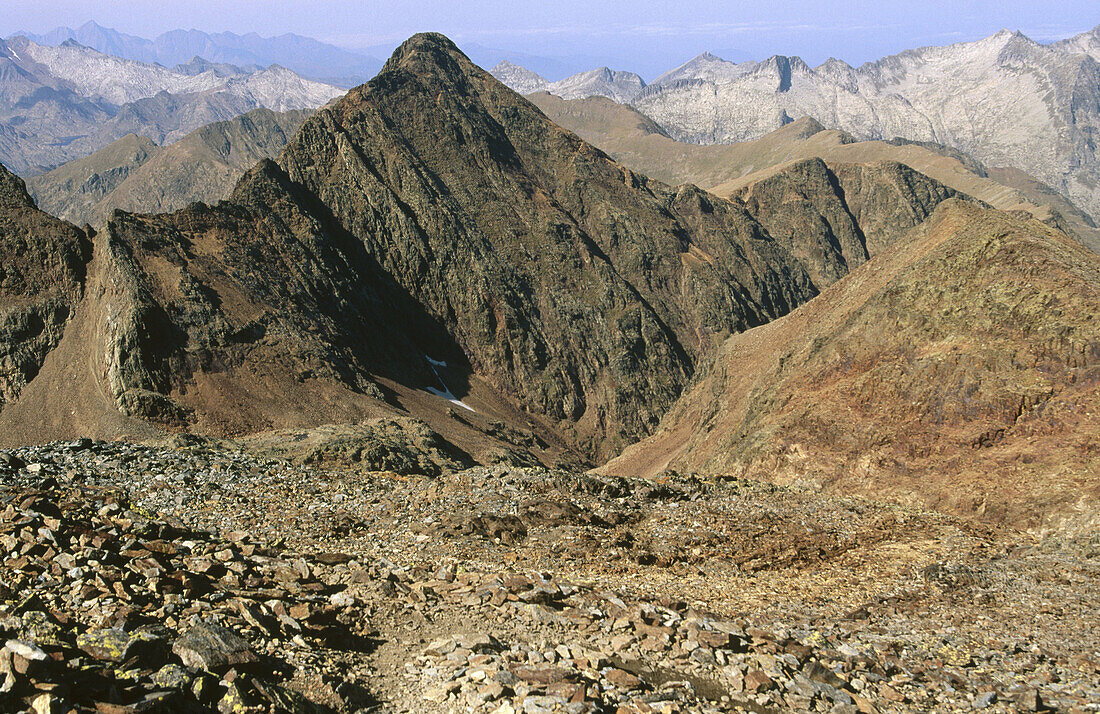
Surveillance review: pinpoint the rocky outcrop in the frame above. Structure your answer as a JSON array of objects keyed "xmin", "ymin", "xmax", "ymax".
[
  {"xmin": 0, "ymin": 164, "xmax": 90, "ymax": 410},
  {"xmin": 603, "ymin": 201, "xmax": 1100, "ymax": 526}
]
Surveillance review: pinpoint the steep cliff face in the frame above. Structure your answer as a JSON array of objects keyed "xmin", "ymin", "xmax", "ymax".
[
  {"xmin": 0, "ymin": 34, "xmax": 820, "ymax": 461},
  {"xmin": 603, "ymin": 201, "xmax": 1100, "ymax": 525},
  {"xmin": 0, "ymin": 164, "xmax": 90, "ymax": 409}
]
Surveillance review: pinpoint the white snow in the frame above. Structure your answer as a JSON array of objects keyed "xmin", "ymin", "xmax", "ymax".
[
  {"xmin": 424, "ymin": 354, "xmax": 475, "ymax": 412},
  {"xmin": 426, "ymin": 386, "xmax": 476, "ymax": 412}
]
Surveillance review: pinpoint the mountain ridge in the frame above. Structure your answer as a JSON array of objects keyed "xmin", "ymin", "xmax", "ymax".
[
  {"xmin": 490, "ymin": 27, "xmax": 1100, "ymax": 226},
  {"xmin": 26, "ymin": 107, "xmax": 313, "ymax": 225},
  {"xmin": 0, "ymin": 32, "xmax": 824, "ymax": 464}
]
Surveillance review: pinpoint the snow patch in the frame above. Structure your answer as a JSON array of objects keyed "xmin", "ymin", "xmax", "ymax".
[
  {"xmin": 424, "ymin": 354, "xmax": 475, "ymax": 412},
  {"xmin": 426, "ymin": 386, "xmax": 476, "ymax": 412}
]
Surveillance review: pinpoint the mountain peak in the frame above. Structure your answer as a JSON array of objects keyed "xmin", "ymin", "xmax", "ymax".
[{"xmin": 381, "ymin": 32, "xmax": 468, "ymax": 75}]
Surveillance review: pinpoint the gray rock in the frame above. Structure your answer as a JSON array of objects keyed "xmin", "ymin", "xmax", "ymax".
[{"xmin": 172, "ymin": 621, "xmax": 256, "ymax": 672}]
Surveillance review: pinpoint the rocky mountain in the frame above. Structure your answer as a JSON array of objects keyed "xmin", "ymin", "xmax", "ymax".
[
  {"xmin": 0, "ymin": 33, "xmax": 831, "ymax": 463},
  {"xmin": 27, "ymin": 108, "xmax": 312, "ymax": 226},
  {"xmin": 0, "ymin": 36, "xmax": 342, "ymax": 174},
  {"xmin": 1052, "ymin": 24, "xmax": 1100, "ymax": 60},
  {"xmin": 604, "ymin": 200, "xmax": 1100, "ymax": 526},
  {"xmin": 3, "ymin": 31, "xmax": 1094, "ymax": 524},
  {"xmin": 631, "ymin": 29, "xmax": 1100, "ymax": 224},
  {"xmin": 11, "ymin": 20, "xmax": 383, "ymax": 87},
  {"xmin": 546, "ymin": 67, "xmax": 646, "ymax": 103},
  {"xmin": 491, "ymin": 63, "xmax": 647, "ymax": 103},
  {"xmin": 529, "ymin": 94, "xmax": 1100, "ymax": 253},
  {"xmin": 488, "ymin": 60, "xmax": 549, "ymax": 94}
]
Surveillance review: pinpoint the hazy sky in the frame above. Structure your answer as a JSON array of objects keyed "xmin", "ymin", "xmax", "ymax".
[{"xmin": 3, "ymin": 0, "xmax": 1098, "ymax": 79}]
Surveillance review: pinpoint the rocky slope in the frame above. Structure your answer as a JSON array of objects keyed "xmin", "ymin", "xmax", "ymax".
[
  {"xmin": 2, "ymin": 439, "xmax": 1096, "ymax": 712},
  {"xmin": 530, "ymin": 94, "xmax": 1100, "ymax": 253},
  {"xmin": 604, "ymin": 200, "xmax": 1100, "ymax": 527},
  {"xmin": 0, "ymin": 33, "xmax": 827, "ymax": 464},
  {"xmin": 1052, "ymin": 23, "xmax": 1100, "ymax": 60},
  {"xmin": 730, "ymin": 158, "xmax": 961, "ymax": 288},
  {"xmin": 0, "ymin": 36, "xmax": 341, "ymax": 174},
  {"xmin": 23, "ymin": 134, "xmax": 159, "ymax": 226},
  {"xmin": 27, "ymin": 108, "xmax": 312, "ymax": 226},
  {"xmin": 630, "ymin": 29, "xmax": 1100, "ymax": 224}
]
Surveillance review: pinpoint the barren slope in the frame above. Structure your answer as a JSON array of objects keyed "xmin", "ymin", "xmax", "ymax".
[{"xmin": 603, "ymin": 201, "xmax": 1100, "ymax": 527}]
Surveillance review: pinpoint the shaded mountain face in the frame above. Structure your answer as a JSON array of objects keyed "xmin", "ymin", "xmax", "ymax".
[
  {"xmin": 28, "ymin": 108, "xmax": 312, "ymax": 226},
  {"xmin": 0, "ymin": 33, "xmax": 822, "ymax": 462},
  {"xmin": 0, "ymin": 164, "xmax": 90, "ymax": 410},
  {"xmin": 0, "ymin": 36, "xmax": 341, "ymax": 174},
  {"xmin": 603, "ymin": 201, "xmax": 1100, "ymax": 526},
  {"xmin": 631, "ymin": 31, "xmax": 1100, "ymax": 225}
]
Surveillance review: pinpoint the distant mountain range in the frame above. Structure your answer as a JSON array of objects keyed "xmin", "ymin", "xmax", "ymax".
[
  {"xmin": 0, "ymin": 35, "xmax": 342, "ymax": 174},
  {"xmin": 490, "ymin": 62, "xmax": 646, "ymax": 103},
  {"xmin": 9, "ymin": 20, "xmax": 382, "ymax": 87},
  {"xmin": 492, "ymin": 25, "xmax": 1100, "ymax": 227}
]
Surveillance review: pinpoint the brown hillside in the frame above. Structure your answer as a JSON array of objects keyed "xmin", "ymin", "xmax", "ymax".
[
  {"xmin": 0, "ymin": 163, "xmax": 90, "ymax": 411},
  {"xmin": 602, "ymin": 200, "xmax": 1100, "ymax": 527}
]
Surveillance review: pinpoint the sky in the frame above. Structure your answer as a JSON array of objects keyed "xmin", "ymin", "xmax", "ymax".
[{"xmin": 2, "ymin": 0, "xmax": 1098, "ymax": 80}]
